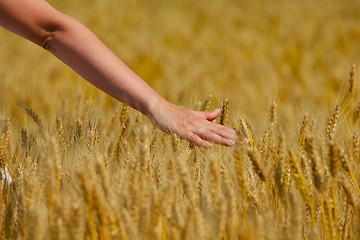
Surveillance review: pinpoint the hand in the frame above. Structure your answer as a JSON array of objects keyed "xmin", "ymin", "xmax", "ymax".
[{"xmin": 149, "ymin": 100, "xmax": 238, "ymax": 148}]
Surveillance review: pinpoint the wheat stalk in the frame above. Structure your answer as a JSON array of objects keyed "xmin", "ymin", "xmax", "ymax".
[
  {"xmin": 247, "ymin": 149, "xmax": 267, "ymax": 183},
  {"xmin": 270, "ymin": 102, "xmax": 278, "ymax": 127},
  {"xmin": 25, "ymin": 106, "xmax": 44, "ymax": 131},
  {"xmin": 349, "ymin": 64, "xmax": 356, "ymax": 95},
  {"xmin": 201, "ymin": 94, "xmax": 213, "ymax": 112},
  {"xmin": 325, "ymin": 104, "xmax": 340, "ymax": 140},
  {"xmin": 239, "ymin": 117, "xmax": 254, "ymax": 150},
  {"xmin": 329, "ymin": 141, "xmax": 341, "ymax": 179},
  {"xmin": 220, "ymin": 98, "xmax": 229, "ymax": 126},
  {"xmin": 305, "ymin": 137, "xmax": 325, "ymax": 193},
  {"xmin": 288, "ymin": 151, "xmax": 314, "ymax": 215},
  {"xmin": 55, "ymin": 118, "xmax": 66, "ymax": 151},
  {"xmin": 298, "ymin": 113, "xmax": 309, "ymax": 151}
]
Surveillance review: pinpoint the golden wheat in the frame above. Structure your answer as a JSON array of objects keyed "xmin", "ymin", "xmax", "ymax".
[{"xmin": 0, "ymin": 0, "xmax": 360, "ymax": 239}]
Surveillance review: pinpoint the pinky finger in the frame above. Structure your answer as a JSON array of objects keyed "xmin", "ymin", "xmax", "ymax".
[{"xmin": 188, "ymin": 132, "xmax": 213, "ymax": 148}]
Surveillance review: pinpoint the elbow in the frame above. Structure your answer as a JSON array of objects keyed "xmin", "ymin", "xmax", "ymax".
[
  {"xmin": 38, "ymin": 17, "xmax": 69, "ymax": 52},
  {"xmin": 37, "ymin": 14, "xmax": 83, "ymax": 52},
  {"xmin": 38, "ymin": 17, "xmax": 74, "ymax": 52},
  {"xmin": 41, "ymin": 31, "xmax": 55, "ymax": 51},
  {"xmin": 39, "ymin": 22, "xmax": 64, "ymax": 52}
]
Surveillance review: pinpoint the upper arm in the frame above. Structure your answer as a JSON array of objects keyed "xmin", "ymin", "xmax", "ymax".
[{"xmin": 0, "ymin": 0, "xmax": 67, "ymax": 46}]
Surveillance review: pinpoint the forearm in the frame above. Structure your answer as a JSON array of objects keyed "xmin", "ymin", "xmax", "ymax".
[{"xmin": 45, "ymin": 16, "xmax": 163, "ymax": 117}]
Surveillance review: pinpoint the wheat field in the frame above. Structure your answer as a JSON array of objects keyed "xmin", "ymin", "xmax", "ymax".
[{"xmin": 1, "ymin": 0, "xmax": 360, "ymax": 239}]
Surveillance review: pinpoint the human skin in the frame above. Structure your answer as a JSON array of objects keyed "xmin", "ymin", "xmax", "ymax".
[{"xmin": 0, "ymin": 0, "xmax": 238, "ymax": 148}]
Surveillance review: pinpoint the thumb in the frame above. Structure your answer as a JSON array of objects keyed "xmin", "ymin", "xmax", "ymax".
[{"xmin": 202, "ymin": 108, "xmax": 221, "ymax": 121}]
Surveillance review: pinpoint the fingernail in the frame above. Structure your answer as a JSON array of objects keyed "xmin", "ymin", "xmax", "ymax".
[{"xmin": 228, "ymin": 140, "xmax": 236, "ymax": 146}]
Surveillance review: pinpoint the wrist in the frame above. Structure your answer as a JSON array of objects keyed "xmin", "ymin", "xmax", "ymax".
[
  {"xmin": 145, "ymin": 95, "xmax": 174, "ymax": 129},
  {"xmin": 143, "ymin": 94, "xmax": 167, "ymax": 119}
]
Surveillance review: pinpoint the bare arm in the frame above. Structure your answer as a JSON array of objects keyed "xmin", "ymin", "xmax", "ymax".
[{"xmin": 0, "ymin": 0, "xmax": 238, "ymax": 147}]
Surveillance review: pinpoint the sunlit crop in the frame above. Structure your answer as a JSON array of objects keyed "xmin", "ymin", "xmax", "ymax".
[{"xmin": 1, "ymin": 0, "xmax": 360, "ymax": 239}]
